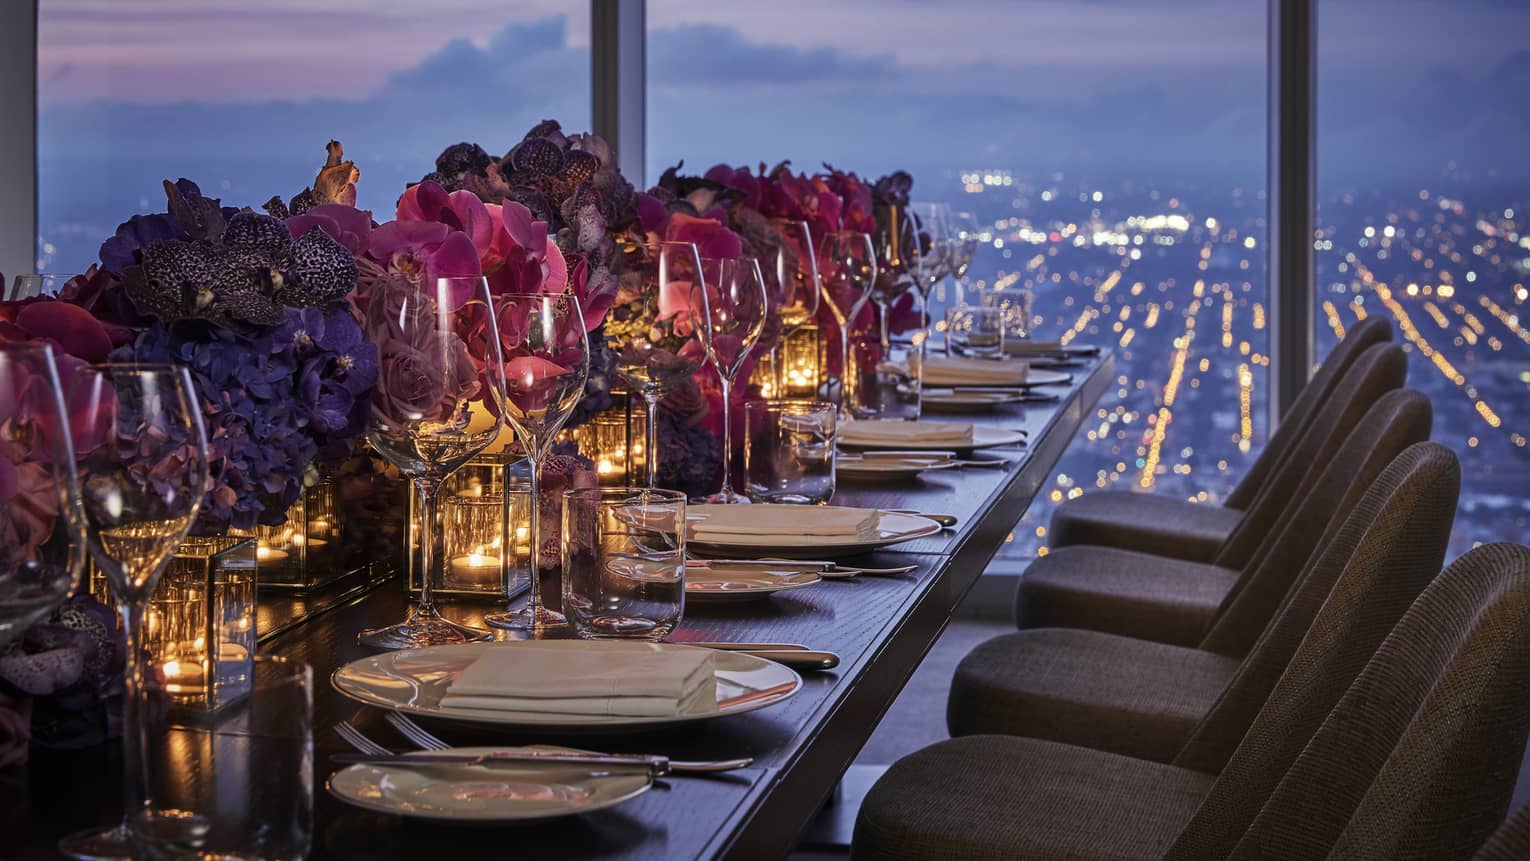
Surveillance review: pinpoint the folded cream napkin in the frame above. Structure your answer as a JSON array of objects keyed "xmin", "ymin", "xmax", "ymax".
[
  {"xmin": 690, "ymin": 504, "xmax": 880, "ymax": 539},
  {"xmin": 839, "ymin": 419, "xmax": 975, "ymax": 447},
  {"xmin": 915, "ymin": 355, "xmax": 1030, "ymax": 386},
  {"xmin": 438, "ymin": 643, "xmax": 717, "ymax": 717}
]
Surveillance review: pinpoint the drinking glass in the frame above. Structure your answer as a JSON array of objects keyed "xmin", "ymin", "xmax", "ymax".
[
  {"xmin": 59, "ymin": 363, "xmax": 211, "ymax": 861},
  {"xmin": 983, "ymin": 285, "xmax": 1036, "ymax": 343},
  {"xmin": 562, "ymin": 487, "xmax": 686, "ymax": 640},
  {"xmin": 948, "ymin": 211, "xmax": 983, "ymax": 305},
  {"xmin": 7, "ymin": 273, "xmax": 75, "ymax": 301},
  {"xmin": 359, "ymin": 275, "xmax": 506, "ymax": 649},
  {"xmin": 130, "ymin": 656, "xmax": 313, "ymax": 861},
  {"xmin": 871, "ymin": 204, "xmax": 919, "ymax": 356},
  {"xmin": 765, "ymin": 220, "xmax": 821, "ymax": 394},
  {"xmin": 611, "ymin": 241, "xmax": 707, "ymax": 488},
  {"xmin": 945, "ymin": 306, "xmax": 1006, "ymax": 358},
  {"xmin": 744, "ymin": 399, "xmax": 836, "ymax": 505},
  {"xmin": 817, "ymin": 231, "xmax": 877, "ymax": 420},
  {"xmin": 0, "ymin": 342, "xmax": 85, "ymax": 650},
  {"xmin": 693, "ymin": 256, "xmax": 768, "ymax": 503},
  {"xmin": 482, "ymin": 293, "xmax": 590, "ymax": 632}
]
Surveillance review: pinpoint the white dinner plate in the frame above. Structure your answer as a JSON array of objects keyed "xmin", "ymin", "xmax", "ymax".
[
  {"xmin": 328, "ymin": 745, "xmax": 652, "ymax": 824},
  {"xmin": 1003, "ymin": 342, "xmax": 1100, "ymax": 358},
  {"xmin": 836, "ymin": 454, "xmax": 959, "ymax": 481},
  {"xmin": 921, "ymin": 390, "xmax": 1029, "ymax": 412},
  {"xmin": 837, "ymin": 425, "xmax": 1027, "ymax": 454},
  {"xmin": 331, "ymin": 641, "xmax": 802, "ymax": 731},
  {"xmin": 685, "ymin": 505, "xmax": 943, "ymax": 558},
  {"xmin": 685, "ymin": 567, "xmax": 822, "ymax": 601}
]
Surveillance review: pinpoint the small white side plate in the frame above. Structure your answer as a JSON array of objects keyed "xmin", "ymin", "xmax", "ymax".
[
  {"xmin": 328, "ymin": 745, "xmax": 652, "ymax": 824},
  {"xmin": 685, "ymin": 568, "xmax": 822, "ymax": 601}
]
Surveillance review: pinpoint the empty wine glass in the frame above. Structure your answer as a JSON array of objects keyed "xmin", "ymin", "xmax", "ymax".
[
  {"xmin": 610, "ymin": 241, "xmax": 707, "ymax": 488},
  {"xmin": 762, "ymin": 220, "xmax": 821, "ymax": 396},
  {"xmin": 948, "ymin": 210, "xmax": 983, "ymax": 305},
  {"xmin": 817, "ymin": 231, "xmax": 877, "ymax": 420},
  {"xmin": 0, "ymin": 342, "xmax": 85, "ymax": 650},
  {"xmin": 870, "ymin": 204, "xmax": 919, "ymax": 357},
  {"xmin": 693, "ymin": 256, "xmax": 768, "ymax": 503},
  {"xmin": 58, "ymin": 363, "xmax": 210, "ymax": 861},
  {"xmin": 358, "ymin": 275, "xmax": 506, "ymax": 649},
  {"xmin": 482, "ymin": 293, "xmax": 590, "ymax": 632},
  {"xmin": 7, "ymin": 274, "xmax": 76, "ymax": 301}
]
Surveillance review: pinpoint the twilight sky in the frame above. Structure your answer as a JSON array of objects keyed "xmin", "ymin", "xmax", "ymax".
[{"xmin": 33, "ymin": 0, "xmax": 1530, "ymax": 257}]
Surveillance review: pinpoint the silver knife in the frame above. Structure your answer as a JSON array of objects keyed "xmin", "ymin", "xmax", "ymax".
[{"xmin": 332, "ymin": 750, "xmax": 754, "ymax": 775}]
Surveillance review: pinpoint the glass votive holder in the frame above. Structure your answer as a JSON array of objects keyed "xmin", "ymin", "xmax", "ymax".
[
  {"xmin": 744, "ymin": 399, "xmax": 837, "ymax": 505},
  {"xmin": 133, "ymin": 655, "xmax": 312, "ymax": 861},
  {"xmin": 561, "ymin": 487, "xmax": 687, "ymax": 640},
  {"xmin": 981, "ymin": 285, "xmax": 1035, "ymax": 342},
  {"xmin": 945, "ymin": 305, "xmax": 1006, "ymax": 358}
]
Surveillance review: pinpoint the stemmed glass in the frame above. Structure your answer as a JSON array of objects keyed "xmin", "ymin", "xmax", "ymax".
[
  {"xmin": 482, "ymin": 293, "xmax": 590, "ymax": 632},
  {"xmin": 870, "ymin": 205, "xmax": 919, "ymax": 357},
  {"xmin": 611, "ymin": 241, "xmax": 707, "ymax": 488},
  {"xmin": 7, "ymin": 274, "xmax": 75, "ymax": 301},
  {"xmin": 817, "ymin": 231, "xmax": 878, "ymax": 420},
  {"xmin": 947, "ymin": 210, "xmax": 983, "ymax": 305},
  {"xmin": 359, "ymin": 275, "xmax": 506, "ymax": 649},
  {"xmin": 0, "ymin": 342, "xmax": 85, "ymax": 650},
  {"xmin": 765, "ymin": 219, "xmax": 821, "ymax": 389},
  {"xmin": 58, "ymin": 363, "xmax": 210, "ymax": 861},
  {"xmin": 693, "ymin": 257, "xmax": 768, "ymax": 503}
]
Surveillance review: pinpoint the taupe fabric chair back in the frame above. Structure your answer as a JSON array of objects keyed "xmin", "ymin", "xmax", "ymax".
[
  {"xmin": 1172, "ymin": 400, "xmax": 1442, "ymax": 777},
  {"xmin": 1165, "ymin": 442, "xmax": 1460, "ymax": 859},
  {"xmin": 1224, "ymin": 316, "xmax": 1391, "ymax": 509},
  {"xmin": 1313, "ymin": 543, "xmax": 1530, "ymax": 860},
  {"xmin": 1214, "ymin": 342, "xmax": 1407, "ymax": 571},
  {"xmin": 1199, "ymin": 389, "xmax": 1434, "ymax": 657},
  {"xmin": 1473, "ymin": 802, "xmax": 1530, "ymax": 861}
]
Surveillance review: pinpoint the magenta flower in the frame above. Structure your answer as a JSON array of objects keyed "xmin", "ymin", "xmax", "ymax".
[
  {"xmin": 287, "ymin": 204, "xmax": 373, "ymax": 257},
  {"xmin": 366, "ymin": 221, "xmax": 481, "ymax": 308}
]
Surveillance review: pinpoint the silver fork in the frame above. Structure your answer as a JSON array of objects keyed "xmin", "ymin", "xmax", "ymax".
[
  {"xmin": 382, "ymin": 711, "xmax": 755, "ymax": 774},
  {"xmin": 334, "ymin": 720, "xmax": 392, "ymax": 756}
]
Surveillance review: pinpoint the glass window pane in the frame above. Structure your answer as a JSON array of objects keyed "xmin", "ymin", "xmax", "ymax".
[
  {"xmin": 648, "ymin": 1, "xmax": 1269, "ymax": 557},
  {"xmin": 1318, "ymin": 1, "xmax": 1530, "ymax": 559},
  {"xmin": 37, "ymin": 2, "xmax": 590, "ymax": 274}
]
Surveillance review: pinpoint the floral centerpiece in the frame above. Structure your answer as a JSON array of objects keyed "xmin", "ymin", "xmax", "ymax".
[{"xmin": 2, "ymin": 152, "xmax": 377, "ymax": 535}]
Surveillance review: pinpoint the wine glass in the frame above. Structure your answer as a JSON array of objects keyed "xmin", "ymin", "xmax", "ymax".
[
  {"xmin": 482, "ymin": 293, "xmax": 590, "ymax": 632},
  {"xmin": 948, "ymin": 210, "xmax": 983, "ymax": 305},
  {"xmin": 58, "ymin": 363, "xmax": 210, "ymax": 861},
  {"xmin": 693, "ymin": 256, "xmax": 768, "ymax": 503},
  {"xmin": 358, "ymin": 275, "xmax": 506, "ymax": 649},
  {"xmin": 7, "ymin": 274, "xmax": 76, "ymax": 301},
  {"xmin": 817, "ymin": 231, "xmax": 878, "ymax": 420},
  {"xmin": 0, "ymin": 342, "xmax": 85, "ymax": 650},
  {"xmin": 764, "ymin": 220, "xmax": 821, "ymax": 395},
  {"xmin": 870, "ymin": 204, "xmax": 919, "ymax": 357},
  {"xmin": 610, "ymin": 241, "xmax": 707, "ymax": 488}
]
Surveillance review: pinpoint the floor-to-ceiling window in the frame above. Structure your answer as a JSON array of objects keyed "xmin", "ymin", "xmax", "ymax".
[
  {"xmin": 36, "ymin": 0, "xmax": 592, "ymax": 274},
  {"xmin": 647, "ymin": 0, "xmax": 1270, "ymax": 556},
  {"xmin": 1316, "ymin": 0, "xmax": 1530, "ymax": 559}
]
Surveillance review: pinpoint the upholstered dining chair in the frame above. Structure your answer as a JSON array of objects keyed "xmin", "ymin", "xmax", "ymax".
[
  {"xmin": 1016, "ymin": 342, "xmax": 1409, "ymax": 646},
  {"xmin": 947, "ymin": 433, "xmax": 1453, "ymax": 768},
  {"xmin": 1045, "ymin": 316, "xmax": 1392, "ymax": 562},
  {"xmin": 1472, "ymin": 802, "xmax": 1530, "ymax": 861},
  {"xmin": 853, "ymin": 542, "xmax": 1530, "ymax": 861}
]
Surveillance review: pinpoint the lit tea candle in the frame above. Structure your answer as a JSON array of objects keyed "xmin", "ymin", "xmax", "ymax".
[
  {"xmin": 256, "ymin": 545, "xmax": 289, "ymax": 563},
  {"xmin": 449, "ymin": 550, "xmax": 502, "ymax": 578}
]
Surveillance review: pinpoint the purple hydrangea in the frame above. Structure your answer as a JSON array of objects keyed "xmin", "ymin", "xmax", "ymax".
[{"xmin": 120, "ymin": 304, "xmax": 376, "ymax": 533}]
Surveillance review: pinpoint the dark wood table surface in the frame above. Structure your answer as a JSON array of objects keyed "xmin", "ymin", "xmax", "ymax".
[{"xmin": 9, "ymin": 352, "xmax": 1113, "ymax": 861}]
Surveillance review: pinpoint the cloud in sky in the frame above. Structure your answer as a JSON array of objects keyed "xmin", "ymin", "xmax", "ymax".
[{"xmin": 34, "ymin": 4, "xmax": 1530, "ymax": 247}]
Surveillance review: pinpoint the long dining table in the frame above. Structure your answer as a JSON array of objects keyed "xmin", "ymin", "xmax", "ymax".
[{"xmin": 11, "ymin": 350, "xmax": 1113, "ymax": 861}]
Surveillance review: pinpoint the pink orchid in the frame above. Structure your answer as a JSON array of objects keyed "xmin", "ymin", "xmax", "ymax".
[
  {"xmin": 366, "ymin": 220, "xmax": 481, "ymax": 308},
  {"xmin": 398, "ymin": 180, "xmax": 497, "ymax": 256},
  {"xmin": 664, "ymin": 212, "xmax": 743, "ymax": 260},
  {"xmin": 704, "ymin": 164, "xmax": 763, "ymax": 210}
]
